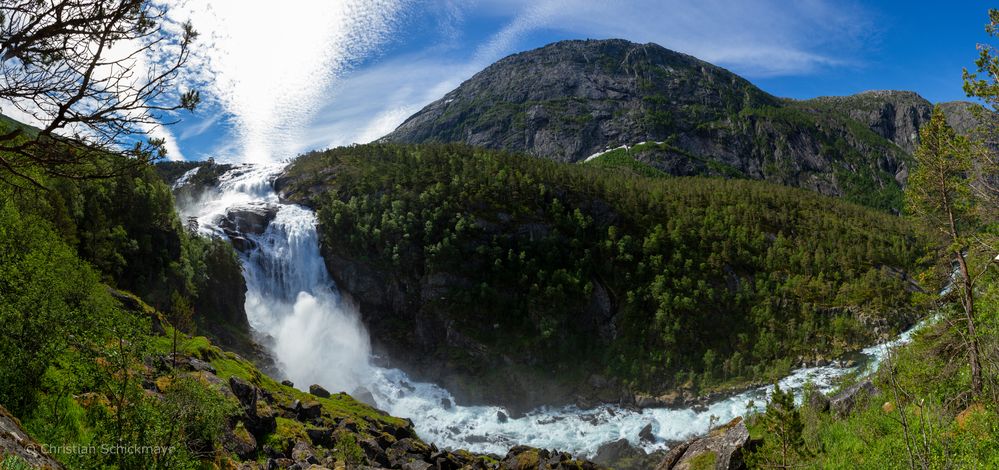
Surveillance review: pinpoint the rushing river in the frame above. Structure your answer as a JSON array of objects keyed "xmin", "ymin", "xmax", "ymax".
[{"xmin": 174, "ymin": 163, "xmax": 924, "ymax": 458}]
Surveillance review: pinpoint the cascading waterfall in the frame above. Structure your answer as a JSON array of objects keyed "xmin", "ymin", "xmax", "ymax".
[{"xmin": 176, "ymin": 163, "xmax": 927, "ymax": 458}]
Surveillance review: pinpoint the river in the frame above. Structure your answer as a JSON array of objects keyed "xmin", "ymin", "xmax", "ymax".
[{"xmin": 173, "ymin": 162, "xmax": 924, "ymax": 458}]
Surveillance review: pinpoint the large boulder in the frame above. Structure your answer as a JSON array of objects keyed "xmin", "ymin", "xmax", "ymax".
[
  {"xmin": 593, "ymin": 439, "xmax": 646, "ymax": 467},
  {"xmin": 656, "ymin": 417, "xmax": 750, "ymax": 470},
  {"xmin": 830, "ymin": 379, "xmax": 878, "ymax": 417},
  {"xmin": 229, "ymin": 377, "xmax": 277, "ymax": 437},
  {"xmin": 309, "ymin": 384, "xmax": 331, "ymax": 398},
  {"xmin": 221, "ymin": 203, "xmax": 279, "ymax": 236}
]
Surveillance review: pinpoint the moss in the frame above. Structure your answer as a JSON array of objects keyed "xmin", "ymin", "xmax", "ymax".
[
  {"xmin": 263, "ymin": 417, "xmax": 308, "ymax": 455},
  {"xmin": 688, "ymin": 451, "xmax": 717, "ymax": 470},
  {"xmin": 513, "ymin": 449, "xmax": 540, "ymax": 470},
  {"xmin": 149, "ymin": 330, "xmax": 219, "ymax": 361},
  {"xmin": 333, "ymin": 429, "xmax": 366, "ymax": 466}
]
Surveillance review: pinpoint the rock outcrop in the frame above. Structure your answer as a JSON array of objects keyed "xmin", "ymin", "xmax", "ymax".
[
  {"xmin": 0, "ymin": 404, "xmax": 64, "ymax": 469},
  {"xmin": 656, "ymin": 417, "xmax": 750, "ymax": 470},
  {"xmin": 830, "ymin": 379, "xmax": 879, "ymax": 418}
]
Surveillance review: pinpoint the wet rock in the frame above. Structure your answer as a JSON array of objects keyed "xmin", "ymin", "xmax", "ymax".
[
  {"xmin": 441, "ymin": 397, "xmax": 453, "ymax": 410},
  {"xmin": 309, "ymin": 384, "xmax": 331, "ymax": 398},
  {"xmin": 353, "ymin": 386, "xmax": 377, "ymax": 407},
  {"xmin": 281, "ymin": 379, "xmax": 295, "ymax": 387},
  {"xmin": 229, "ymin": 235, "xmax": 257, "ymax": 252},
  {"xmin": 497, "ymin": 410, "xmax": 509, "ymax": 423},
  {"xmin": 639, "ymin": 423, "xmax": 656, "ymax": 443},
  {"xmin": 222, "ymin": 203, "xmax": 279, "ymax": 236},
  {"xmin": 830, "ymin": 379, "xmax": 878, "ymax": 417},
  {"xmin": 656, "ymin": 417, "xmax": 749, "ymax": 470}
]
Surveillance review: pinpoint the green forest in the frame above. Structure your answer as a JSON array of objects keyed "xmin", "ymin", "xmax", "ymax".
[{"xmin": 282, "ymin": 143, "xmax": 929, "ymax": 395}]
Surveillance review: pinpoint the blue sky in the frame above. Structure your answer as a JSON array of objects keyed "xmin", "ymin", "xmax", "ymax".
[{"xmin": 162, "ymin": 0, "xmax": 994, "ymax": 163}]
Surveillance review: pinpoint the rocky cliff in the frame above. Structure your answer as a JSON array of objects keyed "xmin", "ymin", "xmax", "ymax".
[{"xmin": 382, "ymin": 39, "xmax": 979, "ymax": 212}]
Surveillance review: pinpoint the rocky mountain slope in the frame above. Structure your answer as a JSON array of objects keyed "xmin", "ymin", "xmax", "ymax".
[{"xmin": 382, "ymin": 39, "xmax": 980, "ymax": 212}]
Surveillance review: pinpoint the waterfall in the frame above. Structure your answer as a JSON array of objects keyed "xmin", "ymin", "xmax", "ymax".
[{"xmin": 176, "ymin": 162, "xmax": 927, "ymax": 458}]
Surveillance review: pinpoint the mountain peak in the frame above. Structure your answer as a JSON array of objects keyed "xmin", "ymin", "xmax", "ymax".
[{"xmin": 385, "ymin": 38, "xmax": 777, "ymax": 164}]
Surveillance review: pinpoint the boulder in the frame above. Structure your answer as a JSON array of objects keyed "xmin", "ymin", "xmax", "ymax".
[
  {"xmin": 306, "ymin": 428, "xmax": 334, "ymax": 448},
  {"xmin": 281, "ymin": 379, "xmax": 295, "ymax": 387},
  {"xmin": 593, "ymin": 439, "xmax": 646, "ymax": 467},
  {"xmin": 223, "ymin": 421, "xmax": 258, "ymax": 460},
  {"xmin": 229, "ymin": 376, "xmax": 277, "ymax": 437},
  {"xmin": 222, "ymin": 203, "xmax": 279, "ymax": 236},
  {"xmin": 806, "ymin": 389, "xmax": 831, "ymax": 413},
  {"xmin": 639, "ymin": 423, "xmax": 656, "ymax": 443},
  {"xmin": 309, "ymin": 384, "xmax": 331, "ymax": 398},
  {"xmin": 229, "ymin": 376, "xmax": 258, "ymax": 409},
  {"xmin": 656, "ymin": 417, "xmax": 749, "ymax": 470},
  {"xmin": 352, "ymin": 386, "xmax": 378, "ymax": 407},
  {"xmin": 830, "ymin": 379, "xmax": 878, "ymax": 417},
  {"xmin": 291, "ymin": 440, "xmax": 319, "ymax": 465},
  {"xmin": 497, "ymin": 410, "xmax": 509, "ymax": 423},
  {"xmin": 386, "ymin": 438, "xmax": 432, "ymax": 468},
  {"xmin": 295, "ymin": 400, "xmax": 323, "ymax": 422}
]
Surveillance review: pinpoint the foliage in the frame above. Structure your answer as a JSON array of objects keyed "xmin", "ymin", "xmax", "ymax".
[
  {"xmin": 907, "ymin": 107, "xmax": 987, "ymax": 398},
  {"xmin": 0, "ymin": 0, "xmax": 199, "ymax": 187},
  {"xmin": 285, "ymin": 143, "xmax": 928, "ymax": 393},
  {"xmin": 749, "ymin": 383, "xmax": 811, "ymax": 468},
  {"xmin": 0, "ymin": 198, "xmax": 111, "ymax": 415}
]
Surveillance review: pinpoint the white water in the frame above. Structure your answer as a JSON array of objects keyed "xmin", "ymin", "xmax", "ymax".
[{"xmin": 176, "ymin": 163, "xmax": 927, "ymax": 458}]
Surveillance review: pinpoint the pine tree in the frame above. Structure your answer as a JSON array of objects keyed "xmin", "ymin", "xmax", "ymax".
[
  {"xmin": 906, "ymin": 107, "xmax": 983, "ymax": 398},
  {"xmin": 759, "ymin": 383, "xmax": 810, "ymax": 468}
]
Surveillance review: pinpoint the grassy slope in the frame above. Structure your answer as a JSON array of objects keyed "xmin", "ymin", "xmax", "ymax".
[{"xmin": 746, "ymin": 288, "xmax": 999, "ymax": 468}]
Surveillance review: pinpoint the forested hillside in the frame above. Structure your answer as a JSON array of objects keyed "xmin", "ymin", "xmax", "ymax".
[{"xmin": 279, "ymin": 143, "xmax": 930, "ymax": 409}]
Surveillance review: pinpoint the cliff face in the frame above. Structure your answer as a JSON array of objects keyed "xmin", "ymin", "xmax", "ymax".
[{"xmin": 382, "ymin": 39, "xmax": 979, "ymax": 212}]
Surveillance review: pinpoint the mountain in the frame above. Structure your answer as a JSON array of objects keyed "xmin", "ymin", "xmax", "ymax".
[{"xmin": 382, "ymin": 39, "xmax": 978, "ymax": 212}]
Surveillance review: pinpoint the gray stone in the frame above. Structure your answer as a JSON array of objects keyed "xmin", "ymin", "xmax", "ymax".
[
  {"xmin": 831, "ymin": 379, "xmax": 879, "ymax": 417},
  {"xmin": 656, "ymin": 417, "xmax": 749, "ymax": 470}
]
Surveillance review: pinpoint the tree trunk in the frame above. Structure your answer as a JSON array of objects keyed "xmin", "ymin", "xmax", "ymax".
[{"xmin": 955, "ymin": 251, "xmax": 983, "ymax": 398}]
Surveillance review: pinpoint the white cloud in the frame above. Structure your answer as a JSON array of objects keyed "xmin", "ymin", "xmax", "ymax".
[
  {"xmin": 303, "ymin": 54, "xmax": 475, "ymax": 149},
  {"xmin": 162, "ymin": 0, "xmax": 410, "ymax": 163}
]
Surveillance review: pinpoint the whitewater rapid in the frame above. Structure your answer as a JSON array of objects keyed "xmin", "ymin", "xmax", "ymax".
[{"xmin": 176, "ymin": 163, "xmax": 926, "ymax": 458}]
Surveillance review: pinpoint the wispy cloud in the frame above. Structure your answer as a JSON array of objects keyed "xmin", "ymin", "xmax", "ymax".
[{"xmin": 162, "ymin": 0, "xmax": 410, "ymax": 162}]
